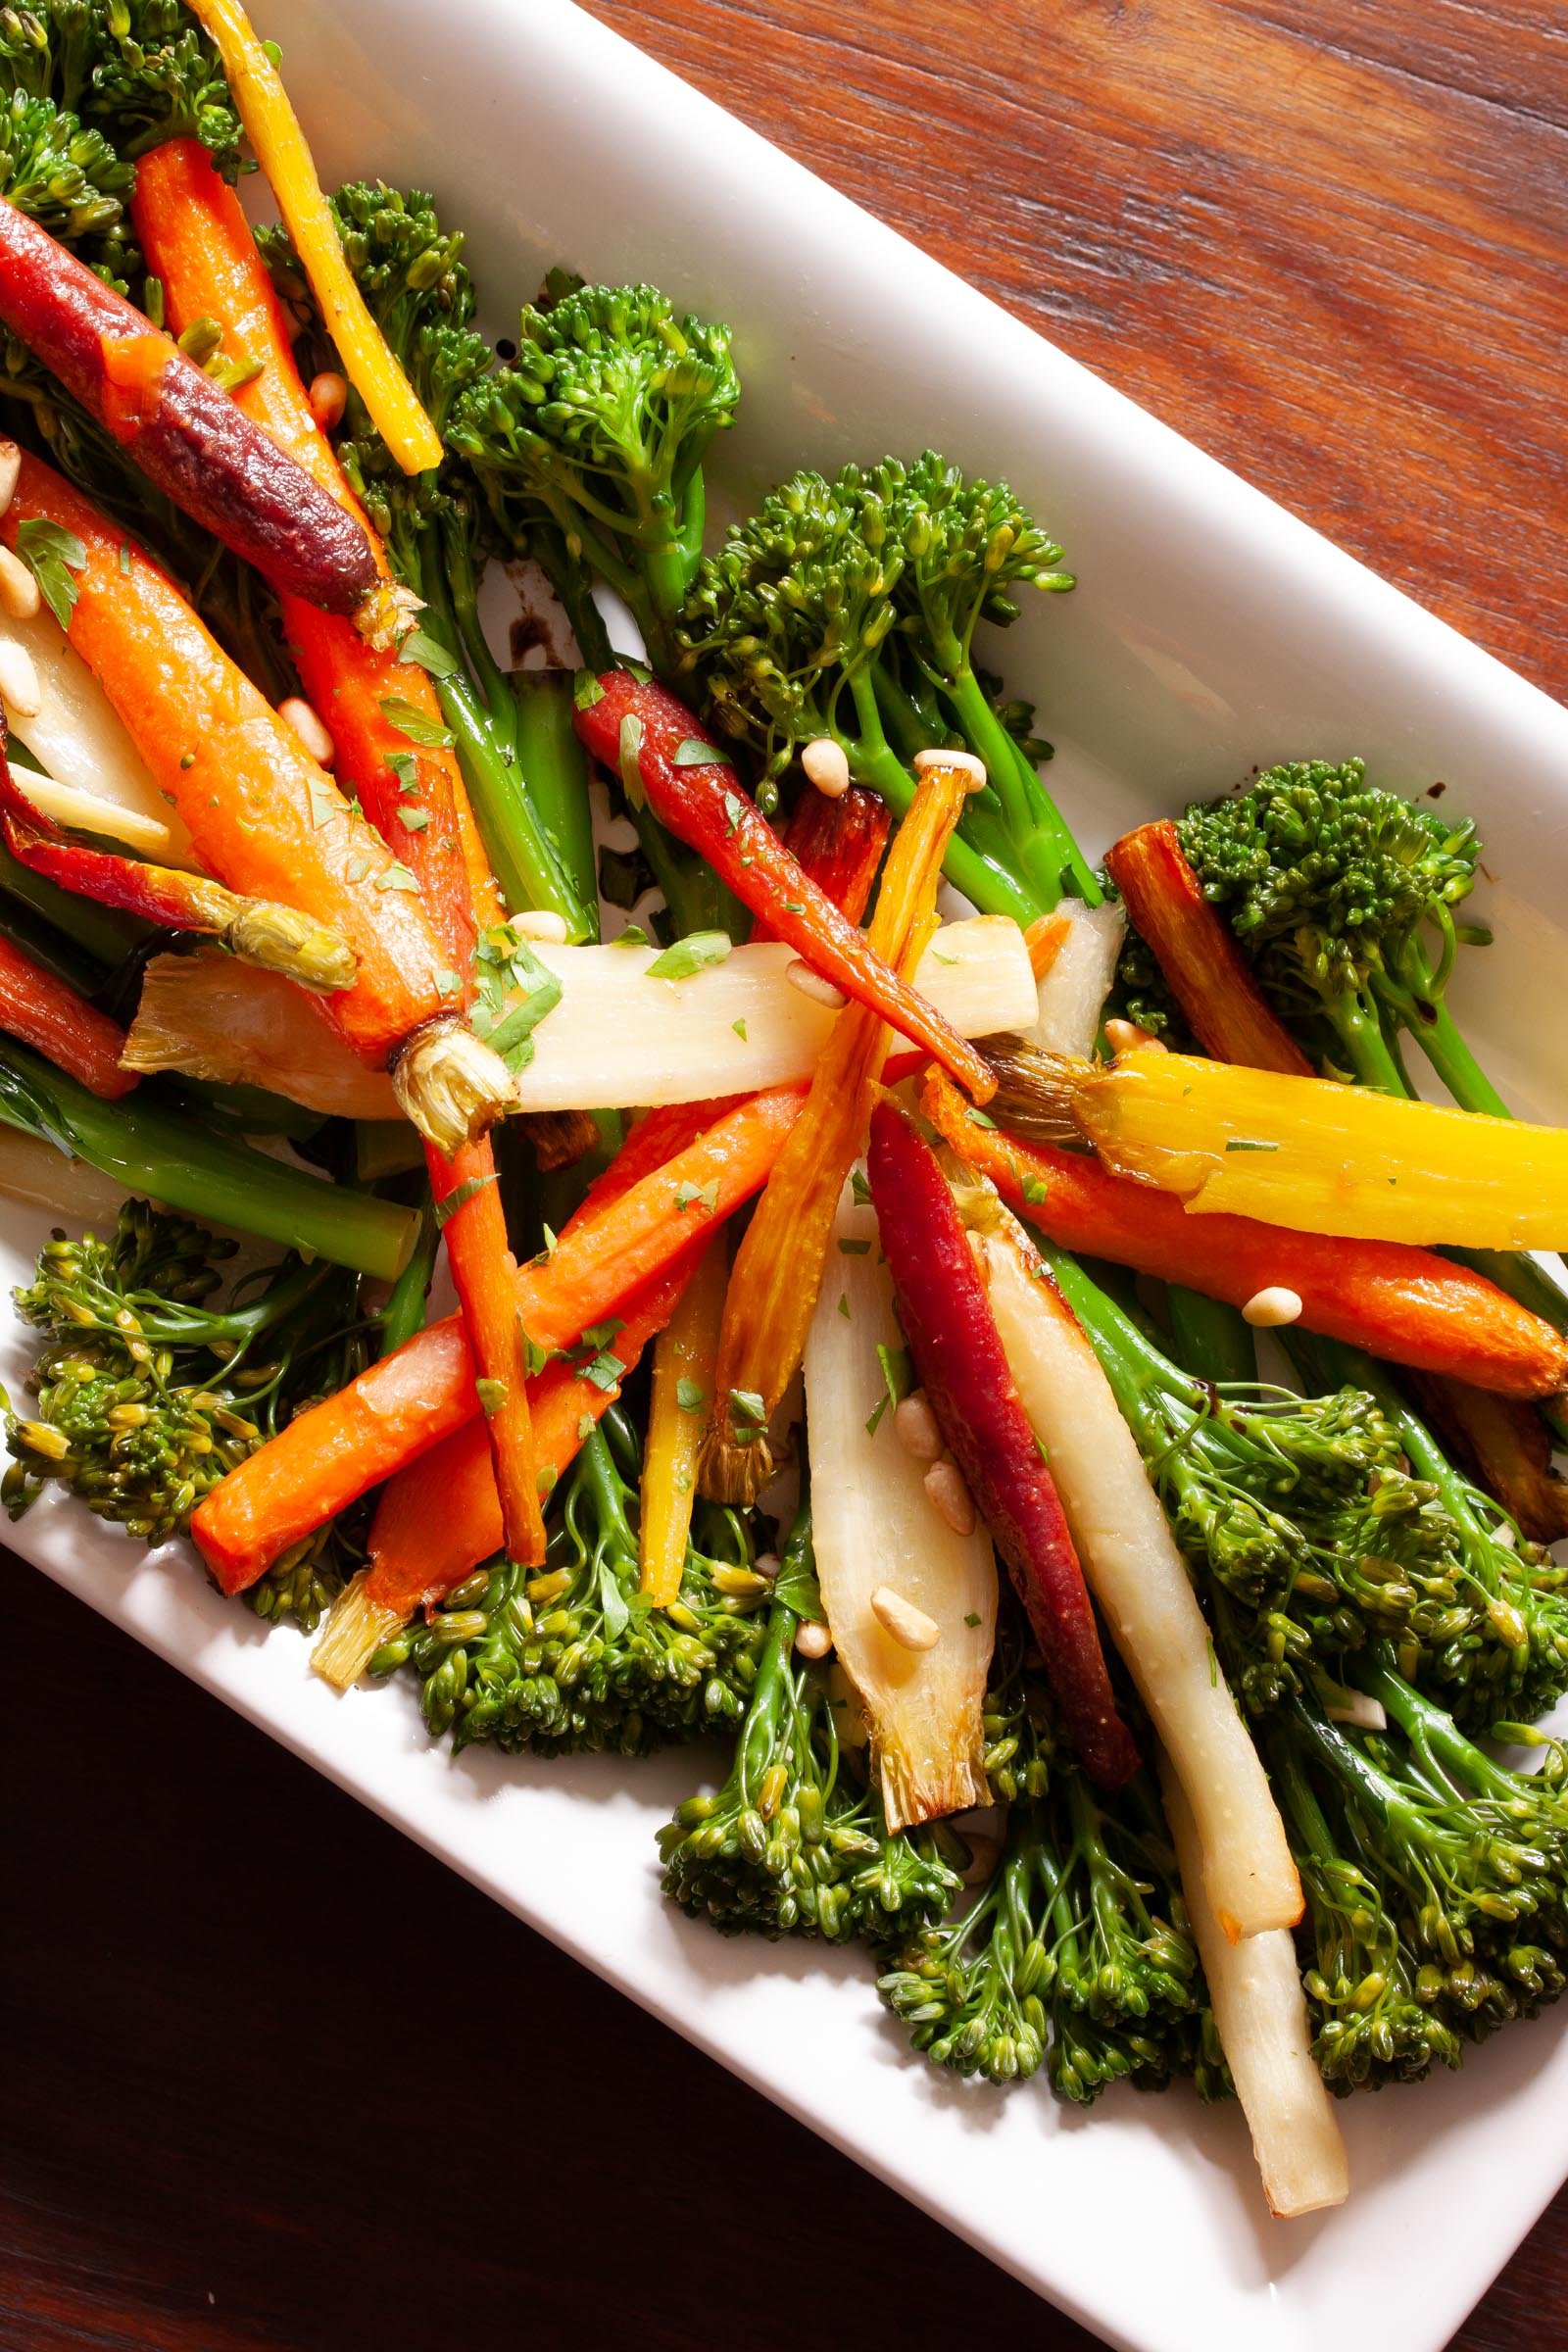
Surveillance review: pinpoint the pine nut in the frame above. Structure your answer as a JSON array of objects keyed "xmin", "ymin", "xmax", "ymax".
[
  {"xmin": 0, "ymin": 441, "xmax": 20, "ymax": 516},
  {"xmin": 1104, "ymin": 1017, "xmax": 1165, "ymax": 1055},
  {"xmin": 278, "ymin": 695, "xmax": 335, "ymax": 767},
  {"xmin": 0, "ymin": 637, "xmax": 41, "ymax": 717},
  {"xmin": 870, "ymin": 1583, "xmax": 942, "ymax": 1652},
  {"xmin": 0, "ymin": 544, "xmax": 37, "ymax": 620},
  {"xmin": 309, "ymin": 370, "xmax": 348, "ymax": 431},
  {"xmin": 786, "ymin": 957, "xmax": 846, "ymax": 1009},
  {"xmin": 913, "ymin": 746, "xmax": 987, "ymax": 792},
  {"xmin": 1241, "ymin": 1285, "xmax": 1303, "ymax": 1329},
  {"xmin": 802, "ymin": 736, "xmax": 851, "ymax": 798},
  {"xmin": 753, "ymin": 1551, "xmax": 782, "ymax": 1580},
  {"xmin": 924, "ymin": 1457, "xmax": 977, "ymax": 1536},
  {"xmin": 894, "ymin": 1390, "xmax": 944, "ymax": 1463},
  {"xmin": 514, "ymin": 909, "xmax": 570, "ymax": 943},
  {"xmin": 795, "ymin": 1618, "xmax": 832, "ymax": 1659}
]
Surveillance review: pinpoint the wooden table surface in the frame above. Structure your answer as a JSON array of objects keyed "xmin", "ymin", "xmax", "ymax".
[{"xmin": 5, "ymin": 3, "xmax": 1567, "ymax": 2347}]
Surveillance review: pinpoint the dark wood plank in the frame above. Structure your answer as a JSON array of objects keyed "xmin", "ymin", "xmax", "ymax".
[{"xmin": 7, "ymin": 4, "xmax": 1567, "ymax": 2347}]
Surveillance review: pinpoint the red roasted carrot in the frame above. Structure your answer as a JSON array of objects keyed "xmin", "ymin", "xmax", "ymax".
[
  {"xmin": 748, "ymin": 784, "xmax": 890, "ymax": 943},
  {"xmin": 364, "ymin": 1258, "xmax": 695, "ymax": 1620},
  {"xmin": 3, "ymin": 452, "xmax": 508, "ymax": 1148},
  {"xmin": 0, "ymin": 198, "xmax": 389, "ymax": 632},
  {"xmin": 130, "ymin": 142, "xmax": 543, "ymax": 1551},
  {"xmin": 0, "ymin": 929, "xmax": 134, "ymax": 1098},
  {"xmin": 191, "ymin": 1080, "xmax": 808, "ymax": 1591},
  {"xmin": 921, "ymin": 1068, "xmax": 1568, "ymax": 1399},
  {"xmin": 132, "ymin": 139, "xmax": 498, "ymax": 966},
  {"xmin": 867, "ymin": 1096, "xmax": 1139, "ymax": 1788},
  {"xmin": 573, "ymin": 672, "xmax": 994, "ymax": 1099},
  {"xmin": 1103, "ymin": 820, "xmax": 1314, "ymax": 1076}
]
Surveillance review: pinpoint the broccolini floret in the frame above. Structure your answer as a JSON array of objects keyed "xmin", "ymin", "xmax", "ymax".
[
  {"xmin": 4, "ymin": 1201, "xmax": 370, "ymax": 1625},
  {"xmin": 0, "ymin": 0, "xmax": 241, "ymax": 171},
  {"xmin": 1168, "ymin": 757, "xmax": 1498, "ymax": 1112},
  {"xmin": 676, "ymin": 452, "xmax": 1085, "ymax": 921},
  {"xmin": 658, "ymin": 1505, "xmax": 960, "ymax": 1943},
  {"xmin": 453, "ymin": 279, "xmax": 739, "ymax": 680},
  {"xmin": 1271, "ymin": 1661, "xmax": 1568, "ymax": 2091},
  {"xmin": 373, "ymin": 1407, "xmax": 771, "ymax": 1759}
]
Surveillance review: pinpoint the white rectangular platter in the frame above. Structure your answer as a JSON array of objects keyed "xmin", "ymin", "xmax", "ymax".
[{"xmin": 14, "ymin": 3, "xmax": 1568, "ymax": 2346}]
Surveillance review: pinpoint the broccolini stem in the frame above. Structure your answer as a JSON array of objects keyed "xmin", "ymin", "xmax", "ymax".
[
  {"xmin": 379, "ymin": 1194, "xmax": 438, "ymax": 1351},
  {"xmin": 1163, "ymin": 1287, "xmax": 1258, "ymax": 1385},
  {"xmin": 0, "ymin": 1039, "xmax": 416, "ymax": 1280},
  {"xmin": 940, "ymin": 662, "xmax": 1100, "ymax": 909},
  {"xmin": 0, "ymin": 885, "xmax": 105, "ymax": 997},
  {"xmin": 1328, "ymin": 991, "xmax": 1411, "ymax": 1094},
  {"xmin": 512, "ymin": 671, "xmax": 599, "ymax": 927},
  {"xmin": 0, "ymin": 827, "xmax": 149, "ymax": 971},
  {"xmin": 577, "ymin": 1420, "xmax": 637, "ymax": 1555},
  {"xmin": 844, "ymin": 670, "xmax": 1041, "ymax": 922},
  {"xmin": 1396, "ymin": 933, "xmax": 1510, "ymax": 1118}
]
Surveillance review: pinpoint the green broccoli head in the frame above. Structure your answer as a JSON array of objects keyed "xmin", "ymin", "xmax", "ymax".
[
  {"xmin": 677, "ymin": 462, "xmax": 904, "ymax": 800},
  {"xmin": 0, "ymin": 2, "xmax": 241, "ymax": 172},
  {"xmin": 1169, "ymin": 758, "xmax": 1487, "ymax": 1094},
  {"xmin": 0, "ymin": 86, "xmax": 135, "ymax": 273},
  {"xmin": 881, "ymin": 448, "xmax": 1071, "ymax": 674},
  {"xmin": 453, "ymin": 280, "xmax": 738, "ymax": 661}
]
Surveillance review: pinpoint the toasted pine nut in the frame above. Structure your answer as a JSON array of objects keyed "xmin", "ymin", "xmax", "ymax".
[
  {"xmin": 924, "ymin": 1457, "xmax": 977, "ymax": 1536},
  {"xmin": 1241, "ymin": 1286, "xmax": 1304, "ymax": 1329},
  {"xmin": 794, "ymin": 1618, "xmax": 833, "ymax": 1659},
  {"xmin": 0, "ymin": 441, "xmax": 20, "ymax": 517},
  {"xmin": 514, "ymin": 909, "xmax": 570, "ymax": 943},
  {"xmin": 802, "ymin": 736, "xmax": 851, "ymax": 798},
  {"xmin": 0, "ymin": 637, "xmax": 41, "ymax": 718},
  {"xmin": 870, "ymin": 1583, "xmax": 942, "ymax": 1652},
  {"xmin": 309, "ymin": 370, "xmax": 348, "ymax": 431},
  {"xmin": 1104, "ymin": 1017, "xmax": 1165, "ymax": 1055},
  {"xmin": 894, "ymin": 1390, "xmax": 944, "ymax": 1464},
  {"xmin": 786, "ymin": 957, "xmax": 846, "ymax": 1009},
  {"xmin": 913, "ymin": 745, "xmax": 987, "ymax": 792},
  {"xmin": 278, "ymin": 695, "xmax": 336, "ymax": 768},
  {"xmin": 0, "ymin": 544, "xmax": 37, "ymax": 621}
]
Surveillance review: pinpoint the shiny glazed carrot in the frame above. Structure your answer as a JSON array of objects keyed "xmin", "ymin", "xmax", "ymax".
[
  {"xmin": 922, "ymin": 1069, "xmax": 1568, "ymax": 1399},
  {"xmin": 573, "ymin": 671, "xmax": 994, "ymax": 1099},
  {"xmin": 191, "ymin": 1081, "xmax": 807, "ymax": 1591},
  {"xmin": 0, "ymin": 198, "xmax": 384, "ymax": 626}
]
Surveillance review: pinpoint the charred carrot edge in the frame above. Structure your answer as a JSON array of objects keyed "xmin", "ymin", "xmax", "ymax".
[
  {"xmin": 573, "ymin": 672, "xmax": 995, "ymax": 1101},
  {"xmin": 921, "ymin": 1069, "xmax": 1568, "ymax": 1399},
  {"xmin": 0, "ymin": 930, "xmax": 134, "ymax": 1098},
  {"xmin": 190, "ymin": 1082, "xmax": 807, "ymax": 1591},
  {"xmin": 366, "ymin": 1255, "xmax": 697, "ymax": 1622},
  {"xmin": 1403, "ymin": 1373, "xmax": 1568, "ymax": 1546},
  {"xmin": 867, "ymin": 1095, "xmax": 1139, "ymax": 1788},
  {"xmin": 0, "ymin": 197, "xmax": 379, "ymax": 620},
  {"xmin": 1103, "ymin": 820, "xmax": 1314, "ymax": 1077}
]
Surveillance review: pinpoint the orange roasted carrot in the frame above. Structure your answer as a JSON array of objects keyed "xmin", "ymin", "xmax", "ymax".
[
  {"xmin": 131, "ymin": 145, "xmax": 548, "ymax": 1554},
  {"xmin": 922, "ymin": 1068, "xmax": 1568, "ymax": 1400},
  {"xmin": 0, "ymin": 932, "xmax": 134, "ymax": 1098},
  {"xmin": 191, "ymin": 1080, "xmax": 807, "ymax": 1591},
  {"xmin": 132, "ymin": 138, "xmax": 498, "ymax": 966},
  {"xmin": 363, "ymin": 1257, "xmax": 694, "ymax": 1622},
  {"xmin": 1103, "ymin": 820, "xmax": 1314, "ymax": 1076},
  {"xmin": 3, "ymin": 453, "xmax": 506, "ymax": 1151}
]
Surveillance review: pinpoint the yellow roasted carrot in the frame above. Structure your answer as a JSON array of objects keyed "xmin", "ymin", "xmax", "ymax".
[
  {"xmin": 985, "ymin": 1042, "xmax": 1568, "ymax": 1250},
  {"xmin": 639, "ymin": 1236, "xmax": 727, "ymax": 1605},
  {"xmin": 183, "ymin": 0, "xmax": 443, "ymax": 475},
  {"xmin": 699, "ymin": 759, "xmax": 976, "ymax": 1503}
]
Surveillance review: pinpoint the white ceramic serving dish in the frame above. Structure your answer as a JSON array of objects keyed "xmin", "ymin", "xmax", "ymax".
[{"xmin": 15, "ymin": 3, "xmax": 1568, "ymax": 2346}]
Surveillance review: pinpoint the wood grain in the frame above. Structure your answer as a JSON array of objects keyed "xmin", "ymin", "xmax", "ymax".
[{"xmin": 6, "ymin": 3, "xmax": 1568, "ymax": 2347}]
